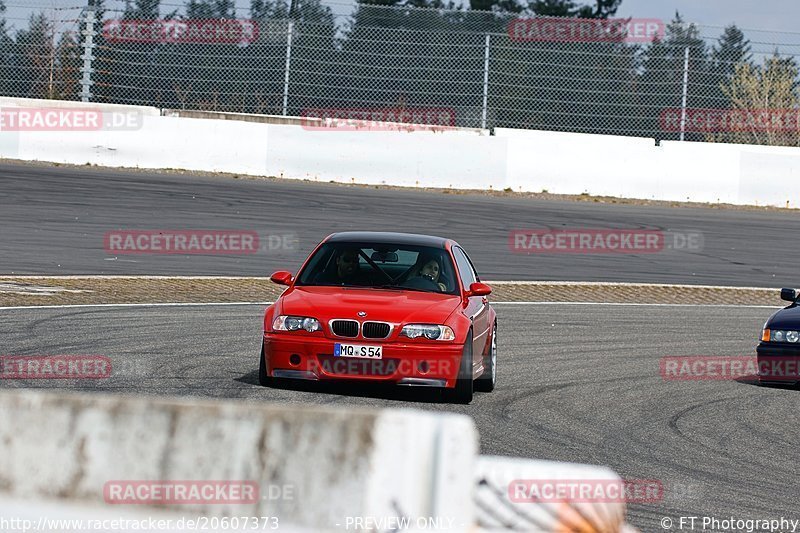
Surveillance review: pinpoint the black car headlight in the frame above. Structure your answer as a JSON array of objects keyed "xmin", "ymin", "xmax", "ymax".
[
  {"xmin": 764, "ymin": 329, "xmax": 800, "ymax": 343},
  {"xmin": 273, "ymin": 315, "xmax": 321, "ymax": 333}
]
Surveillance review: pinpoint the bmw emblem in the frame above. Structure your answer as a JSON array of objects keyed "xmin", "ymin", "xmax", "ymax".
[{"xmin": 357, "ymin": 311, "xmax": 367, "ymax": 317}]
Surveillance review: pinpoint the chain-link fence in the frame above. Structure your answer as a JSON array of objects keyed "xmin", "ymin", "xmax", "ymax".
[{"xmin": 2, "ymin": 1, "xmax": 800, "ymax": 145}]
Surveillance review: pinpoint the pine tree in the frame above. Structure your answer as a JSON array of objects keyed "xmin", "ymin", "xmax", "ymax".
[
  {"xmin": 526, "ymin": 0, "xmax": 574, "ymax": 15},
  {"xmin": 16, "ymin": 13, "xmax": 57, "ymax": 98},
  {"xmin": 471, "ymin": 0, "xmax": 622, "ymax": 16},
  {"xmin": 712, "ymin": 25, "xmax": 751, "ymax": 85},
  {"xmin": 574, "ymin": 0, "xmax": 622, "ymax": 18},
  {"xmin": 185, "ymin": 0, "xmax": 235, "ymax": 19},
  {"xmin": 0, "ymin": 0, "xmax": 16, "ymax": 96},
  {"xmin": 123, "ymin": 0, "xmax": 160, "ymax": 19},
  {"xmin": 89, "ymin": 0, "xmax": 107, "ymax": 21},
  {"xmin": 638, "ymin": 12, "xmax": 711, "ymax": 140}
]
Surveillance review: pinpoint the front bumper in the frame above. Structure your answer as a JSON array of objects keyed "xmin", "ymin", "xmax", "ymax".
[
  {"xmin": 756, "ymin": 343, "xmax": 800, "ymax": 382},
  {"xmin": 263, "ymin": 333, "xmax": 464, "ymax": 388}
]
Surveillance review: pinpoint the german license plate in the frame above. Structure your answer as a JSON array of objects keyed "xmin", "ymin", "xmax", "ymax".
[{"xmin": 334, "ymin": 343, "xmax": 383, "ymax": 359}]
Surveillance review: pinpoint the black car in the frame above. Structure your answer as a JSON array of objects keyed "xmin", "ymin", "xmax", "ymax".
[{"xmin": 757, "ymin": 288, "xmax": 800, "ymax": 384}]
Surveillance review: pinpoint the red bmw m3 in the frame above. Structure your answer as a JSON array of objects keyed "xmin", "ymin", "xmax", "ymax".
[{"xmin": 259, "ymin": 232, "xmax": 497, "ymax": 403}]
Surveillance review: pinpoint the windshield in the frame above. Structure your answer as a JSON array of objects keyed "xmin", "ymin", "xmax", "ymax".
[{"xmin": 296, "ymin": 242, "xmax": 459, "ymax": 295}]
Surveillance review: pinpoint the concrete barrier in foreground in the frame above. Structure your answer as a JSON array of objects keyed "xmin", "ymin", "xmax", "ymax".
[
  {"xmin": 0, "ymin": 389, "xmax": 639, "ymax": 532},
  {"xmin": 0, "ymin": 389, "xmax": 477, "ymax": 531},
  {"xmin": 475, "ymin": 456, "xmax": 640, "ymax": 532}
]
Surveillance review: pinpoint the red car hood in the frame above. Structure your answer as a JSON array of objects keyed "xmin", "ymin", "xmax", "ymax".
[{"xmin": 279, "ymin": 286, "xmax": 461, "ymax": 324}]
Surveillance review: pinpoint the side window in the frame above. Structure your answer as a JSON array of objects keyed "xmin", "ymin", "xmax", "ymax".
[{"xmin": 453, "ymin": 247, "xmax": 477, "ymax": 288}]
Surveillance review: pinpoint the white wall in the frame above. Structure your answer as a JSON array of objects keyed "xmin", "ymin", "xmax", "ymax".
[
  {"xmin": 0, "ymin": 389, "xmax": 638, "ymax": 533},
  {"xmin": 0, "ymin": 98, "xmax": 798, "ymax": 208},
  {"xmin": 500, "ymin": 128, "xmax": 800, "ymax": 207},
  {"xmin": 0, "ymin": 389, "xmax": 476, "ymax": 531}
]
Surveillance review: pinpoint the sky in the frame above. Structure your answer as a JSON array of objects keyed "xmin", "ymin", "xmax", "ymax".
[
  {"xmin": 5, "ymin": 0, "xmax": 800, "ymax": 36},
  {"xmin": 615, "ymin": 0, "xmax": 800, "ymax": 33}
]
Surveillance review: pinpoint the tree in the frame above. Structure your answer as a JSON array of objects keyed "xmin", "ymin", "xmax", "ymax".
[
  {"xmin": 15, "ymin": 13, "xmax": 57, "ymax": 98},
  {"xmin": 488, "ymin": 0, "xmax": 637, "ymax": 133},
  {"xmin": 0, "ymin": 0, "xmax": 6, "ymax": 36},
  {"xmin": 54, "ymin": 30, "xmax": 82, "ymax": 99},
  {"xmin": 574, "ymin": 0, "xmax": 622, "ymax": 18},
  {"xmin": 470, "ymin": 0, "xmax": 523, "ymax": 14},
  {"xmin": 527, "ymin": 0, "xmax": 621, "ymax": 17},
  {"xmin": 470, "ymin": 0, "xmax": 622, "ymax": 16},
  {"xmin": 711, "ymin": 53, "xmax": 800, "ymax": 146},
  {"xmin": 89, "ymin": 0, "xmax": 107, "ymax": 22},
  {"xmin": 123, "ymin": 0, "xmax": 160, "ymax": 19},
  {"xmin": 0, "ymin": 0, "xmax": 16, "ymax": 96},
  {"xmin": 185, "ymin": 0, "xmax": 235, "ymax": 19},
  {"xmin": 711, "ymin": 24, "xmax": 751, "ymax": 90},
  {"xmin": 250, "ymin": 0, "xmax": 289, "ymax": 18},
  {"xmin": 638, "ymin": 12, "xmax": 712, "ymax": 140}
]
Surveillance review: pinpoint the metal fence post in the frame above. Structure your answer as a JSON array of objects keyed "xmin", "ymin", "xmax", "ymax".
[
  {"xmin": 282, "ymin": 21, "xmax": 294, "ymax": 116},
  {"xmin": 79, "ymin": 5, "xmax": 97, "ymax": 102},
  {"xmin": 480, "ymin": 33, "xmax": 490, "ymax": 130},
  {"xmin": 679, "ymin": 45, "xmax": 690, "ymax": 141}
]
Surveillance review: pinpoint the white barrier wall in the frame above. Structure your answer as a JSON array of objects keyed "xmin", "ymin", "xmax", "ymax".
[
  {"xmin": 475, "ymin": 456, "xmax": 635, "ymax": 532},
  {"xmin": 265, "ymin": 124, "xmax": 506, "ymax": 189},
  {"xmin": 0, "ymin": 389, "xmax": 477, "ymax": 531},
  {"xmin": 0, "ymin": 98, "xmax": 797, "ymax": 207},
  {"xmin": 0, "ymin": 390, "xmax": 640, "ymax": 533},
  {"xmin": 500, "ymin": 128, "xmax": 800, "ymax": 206}
]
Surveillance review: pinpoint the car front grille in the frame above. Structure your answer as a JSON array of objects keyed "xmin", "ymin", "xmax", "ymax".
[
  {"xmin": 330, "ymin": 319, "xmax": 359, "ymax": 338},
  {"xmin": 362, "ymin": 321, "xmax": 391, "ymax": 339}
]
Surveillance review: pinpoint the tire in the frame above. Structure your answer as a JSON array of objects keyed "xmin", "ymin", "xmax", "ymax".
[
  {"xmin": 258, "ymin": 341, "xmax": 272, "ymax": 387},
  {"xmin": 449, "ymin": 331, "xmax": 474, "ymax": 404},
  {"xmin": 475, "ymin": 322, "xmax": 497, "ymax": 393}
]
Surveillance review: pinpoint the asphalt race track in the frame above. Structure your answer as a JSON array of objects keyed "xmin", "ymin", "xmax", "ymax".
[
  {"xmin": 2, "ymin": 302, "xmax": 798, "ymax": 531},
  {"xmin": 2, "ymin": 161, "xmax": 800, "ymax": 286},
  {"xmin": 4, "ymin": 160, "xmax": 800, "ymax": 530}
]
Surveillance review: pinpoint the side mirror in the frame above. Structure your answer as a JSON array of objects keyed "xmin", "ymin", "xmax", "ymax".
[
  {"xmin": 466, "ymin": 282, "xmax": 492, "ymax": 297},
  {"xmin": 270, "ymin": 270, "xmax": 293, "ymax": 286},
  {"xmin": 781, "ymin": 288, "xmax": 797, "ymax": 302}
]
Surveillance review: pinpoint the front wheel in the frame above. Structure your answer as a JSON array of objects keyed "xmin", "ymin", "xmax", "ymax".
[{"xmin": 475, "ymin": 322, "xmax": 496, "ymax": 392}]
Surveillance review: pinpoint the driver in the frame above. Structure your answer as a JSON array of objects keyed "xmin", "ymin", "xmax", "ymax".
[
  {"xmin": 417, "ymin": 257, "xmax": 447, "ymax": 292},
  {"xmin": 313, "ymin": 247, "xmax": 362, "ymax": 285}
]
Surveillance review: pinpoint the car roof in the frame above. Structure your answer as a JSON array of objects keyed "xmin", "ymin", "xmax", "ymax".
[{"xmin": 325, "ymin": 232, "xmax": 453, "ymax": 249}]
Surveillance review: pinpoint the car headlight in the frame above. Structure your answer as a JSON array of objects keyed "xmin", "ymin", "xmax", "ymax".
[
  {"xmin": 273, "ymin": 315, "xmax": 321, "ymax": 333},
  {"xmin": 764, "ymin": 329, "xmax": 800, "ymax": 343},
  {"xmin": 400, "ymin": 324, "xmax": 455, "ymax": 341}
]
